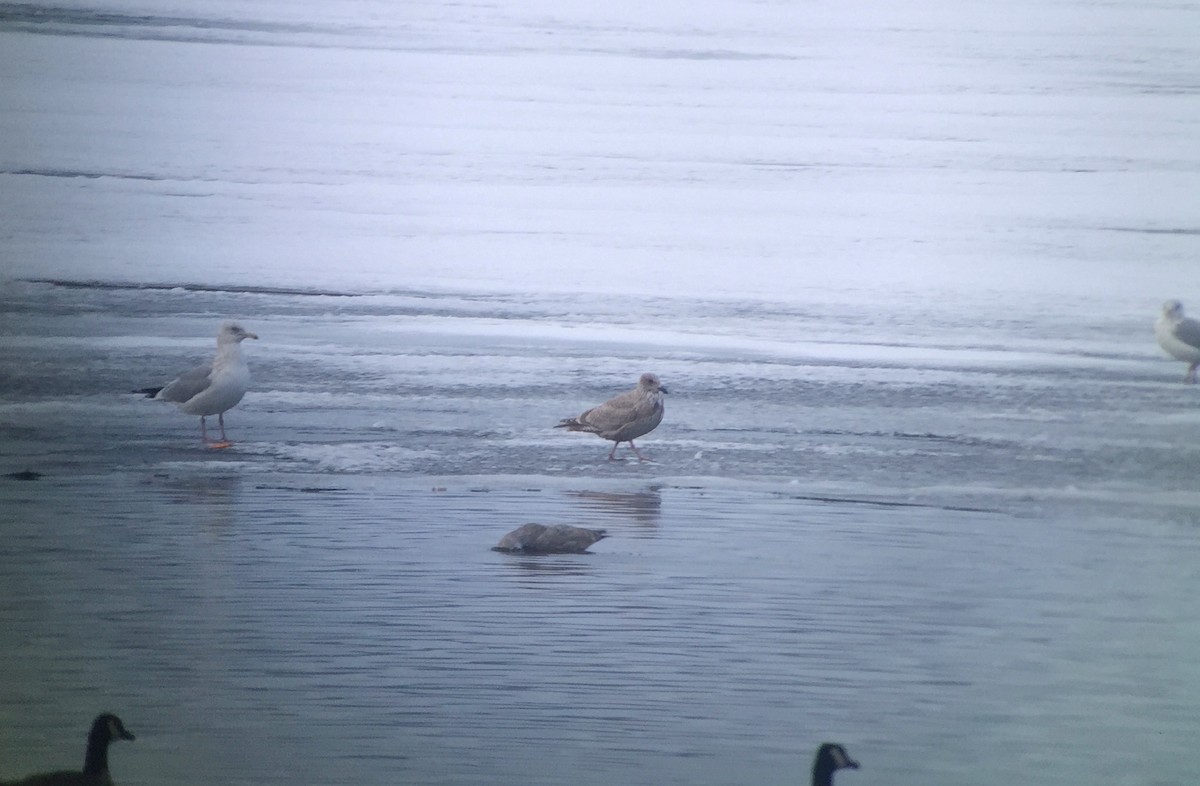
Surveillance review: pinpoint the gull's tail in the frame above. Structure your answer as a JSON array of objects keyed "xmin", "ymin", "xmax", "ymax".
[{"xmin": 554, "ymin": 417, "xmax": 593, "ymax": 433}]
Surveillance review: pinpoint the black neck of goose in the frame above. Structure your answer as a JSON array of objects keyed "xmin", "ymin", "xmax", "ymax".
[
  {"xmin": 82, "ymin": 727, "xmax": 111, "ymax": 776},
  {"xmin": 811, "ymin": 763, "xmax": 837, "ymax": 786}
]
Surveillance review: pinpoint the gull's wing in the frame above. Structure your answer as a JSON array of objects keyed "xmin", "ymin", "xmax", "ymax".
[
  {"xmin": 155, "ymin": 362, "xmax": 214, "ymax": 404},
  {"xmin": 577, "ymin": 388, "xmax": 657, "ymax": 432},
  {"xmin": 1174, "ymin": 317, "xmax": 1200, "ymax": 351}
]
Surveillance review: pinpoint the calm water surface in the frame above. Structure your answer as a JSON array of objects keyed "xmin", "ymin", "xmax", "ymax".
[{"xmin": 3, "ymin": 470, "xmax": 1200, "ymax": 786}]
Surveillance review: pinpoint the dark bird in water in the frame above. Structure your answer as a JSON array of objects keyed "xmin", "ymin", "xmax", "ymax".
[
  {"xmin": 492, "ymin": 523, "xmax": 608, "ymax": 554},
  {"xmin": 136, "ymin": 321, "xmax": 258, "ymax": 448},
  {"xmin": 1, "ymin": 713, "xmax": 135, "ymax": 786},
  {"xmin": 810, "ymin": 742, "xmax": 859, "ymax": 786},
  {"xmin": 555, "ymin": 372, "xmax": 667, "ymax": 461}
]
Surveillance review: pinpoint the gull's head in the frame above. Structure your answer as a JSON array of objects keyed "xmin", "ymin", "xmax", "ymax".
[
  {"xmin": 219, "ymin": 321, "xmax": 259, "ymax": 343},
  {"xmin": 1163, "ymin": 300, "xmax": 1185, "ymax": 320},
  {"xmin": 638, "ymin": 372, "xmax": 667, "ymax": 394}
]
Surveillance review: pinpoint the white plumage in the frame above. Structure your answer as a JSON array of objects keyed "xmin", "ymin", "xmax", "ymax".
[
  {"xmin": 140, "ymin": 322, "xmax": 258, "ymax": 446},
  {"xmin": 1155, "ymin": 300, "xmax": 1200, "ymax": 383}
]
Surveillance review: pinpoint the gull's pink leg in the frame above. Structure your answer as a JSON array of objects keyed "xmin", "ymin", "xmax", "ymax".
[
  {"xmin": 1188, "ymin": 363, "xmax": 1198, "ymax": 384},
  {"xmin": 607, "ymin": 441, "xmax": 619, "ymax": 460},
  {"xmin": 627, "ymin": 440, "xmax": 648, "ymax": 461},
  {"xmin": 200, "ymin": 416, "xmax": 209, "ymax": 443},
  {"xmin": 208, "ymin": 412, "xmax": 233, "ymax": 449}
]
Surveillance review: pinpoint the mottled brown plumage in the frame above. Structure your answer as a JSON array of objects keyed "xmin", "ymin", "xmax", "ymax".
[
  {"xmin": 492, "ymin": 524, "xmax": 608, "ymax": 554},
  {"xmin": 555, "ymin": 372, "xmax": 667, "ymax": 460}
]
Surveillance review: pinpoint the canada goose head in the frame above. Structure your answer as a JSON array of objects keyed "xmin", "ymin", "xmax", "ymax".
[
  {"xmin": 812, "ymin": 742, "xmax": 859, "ymax": 786},
  {"xmin": 82, "ymin": 713, "xmax": 135, "ymax": 776},
  {"xmin": 90, "ymin": 713, "xmax": 136, "ymax": 746}
]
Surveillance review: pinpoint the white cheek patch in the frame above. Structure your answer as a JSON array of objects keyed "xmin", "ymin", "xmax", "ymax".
[{"xmin": 831, "ymin": 748, "xmax": 848, "ymax": 768}]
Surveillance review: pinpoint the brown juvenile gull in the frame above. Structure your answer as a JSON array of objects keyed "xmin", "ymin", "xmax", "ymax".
[
  {"xmin": 136, "ymin": 321, "xmax": 258, "ymax": 448},
  {"xmin": 1155, "ymin": 300, "xmax": 1200, "ymax": 383},
  {"xmin": 555, "ymin": 372, "xmax": 668, "ymax": 461},
  {"xmin": 492, "ymin": 524, "xmax": 608, "ymax": 554},
  {"xmin": 3, "ymin": 713, "xmax": 135, "ymax": 786}
]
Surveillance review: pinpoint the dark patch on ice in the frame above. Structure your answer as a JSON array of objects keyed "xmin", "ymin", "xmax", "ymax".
[
  {"xmin": 778, "ymin": 492, "xmax": 997, "ymax": 514},
  {"xmin": 254, "ymin": 484, "xmax": 348, "ymax": 494},
  {"xmin": 25, "ymin": 278, "xmax": 358, "ymax": 298},
  {"xmin": 618, "ymin": 47, "xmax": 797, "ymax": 62},
  {"xmin": 0, "ymin": 3, "xmax": 324, "ymax": 37},
  {"xmin": 2, "ymin": 168, "xmax": 172, "ymax": 182},
  {"xmin": 4, "ymin": 470, "xmax": 43, "ymax": 481},
  {"xmin": 1102, "ymin": 226, "xmax": 1200, "ymax": 236},
  {"xmin": 806, "ymin": 428, "xmax": 1013, "ymax": 449},
  {"xmin": 0, "ymin": 3, "xmax": 398, "ymax": 52}
]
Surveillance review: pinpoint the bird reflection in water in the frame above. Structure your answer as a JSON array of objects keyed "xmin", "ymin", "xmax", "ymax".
[
  {"xmin": 155, "ymin": 473, "xmax": 242, "ymax": 536},
  {"xmin": 505, "ymin": 556, "xmax": 600, "ymax": 580},
  {"xmin": 568, "ymin": 488, "xmax": 662, "ymax": 528}
]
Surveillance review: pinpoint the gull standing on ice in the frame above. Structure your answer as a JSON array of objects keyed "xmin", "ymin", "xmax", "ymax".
[
  {"xmin": 137, "ymin": 321, "xmax": 258, "ymax": 448},
  {"xmin": 1155, "ymin": 300, "xmax": 1200, "ymax": 383},
  {"xmin": 555, "ymin": 372, "xmax": 667, "ymax": 461}
]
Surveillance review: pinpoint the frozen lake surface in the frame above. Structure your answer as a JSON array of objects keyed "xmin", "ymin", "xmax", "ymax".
[{"xmin": 2, "ymin": 1, "xmax": 1200, "ymax": 784}]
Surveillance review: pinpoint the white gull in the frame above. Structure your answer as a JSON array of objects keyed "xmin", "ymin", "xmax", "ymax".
[
  {"xmin": 1155, "ymin": 300, "xmax": 1200, "ymax": 383},
  {"xmin": 138, "ymin": 321, "xmax": 258, "ymax": 447}
]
